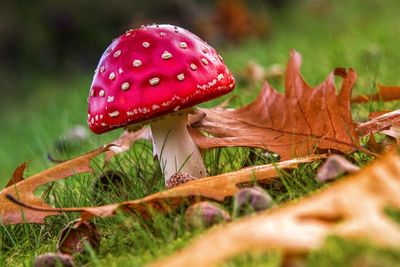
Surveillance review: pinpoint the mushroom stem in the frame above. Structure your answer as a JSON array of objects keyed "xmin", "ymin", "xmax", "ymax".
[{"xmin": 150, "ymin": 114, "xmax": 207, "ymax": 184}]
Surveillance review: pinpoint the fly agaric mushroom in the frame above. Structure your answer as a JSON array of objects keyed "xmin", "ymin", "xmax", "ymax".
[{"xmin": 87, "ymin": 24, "xmax": 235, "ymax": 184}]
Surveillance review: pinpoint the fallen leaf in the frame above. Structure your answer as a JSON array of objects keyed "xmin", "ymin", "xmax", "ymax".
[
  {"xmin": 5, "ymin": 162, "xmax": 27, "ymax": 188},
  {"xmin": 380, "ymin": 125, "xmax": 400, "ymax": 144},
  {"xmin": 150, "ymin": 151, "xmax": 400, "ymax": 267},
  {"xmin": 105, "ymin": 127, "xmax": 152, "ymax": 162},
  {"xmin": 368, "ymin": 111, "xmax": 391, "ymax": 120},
  {"xmin": 57, "ymin": 219, "xmax": 101, "ymax": 255},
  {"xmin": 191, "ymin": 50, "xmax": 361, "ymax": 160},
  {"xmin": 366, "ymin": 134, "xmax": 385, "ymax": 154},
  {"xmin": 356, "ymin": 109, "xmax": 400, "ymax": 137},
  {"xmin": 351, "ymin": 84, "xmax": 400, "ymax": 103},
  {"xmin": 0, "ymin": 147, "xmax": 106, "ymax": 225},
  {"xmin": 5, "ymin": 155, "xmax": 325, "ymax": 223},
  {"xmin": 316, "ymin": 154, "xmax": 359, "ymax": 182}
]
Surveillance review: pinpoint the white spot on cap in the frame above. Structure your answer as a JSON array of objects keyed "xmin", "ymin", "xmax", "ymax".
[
  {"xmin": 121, "ymin": 82, "xmax": 130, "ymax": 90},
  {"xmin": 99, "ymin": 90, "xmax": 105, "ymax": 97},
  {"xmin": 107, "ymin": 96, "xmax": 114, "ymax": 103},
  {"xmin": 101, "ymin": 123, "xmax": 107, "ymax": 126},
  {"xmin": 114, "ymin": 50, "xmax": 121, "ymax": 57},
  {"xmin": 201, "ymin": 58, "xmax": 209, "ymax": 65},
  {"xmin": 160, "ymin": 32, "xmax": 166, "ymax": 37},
  {"xmin": 90, "ymin": 89, "xmax": 94, "ymax": 96},
  {"xmin": 100, "ymin": 115, "xmax": 104, "ymax": 119},
  {"xmin": 133, "ymin": 59, "xmax": 142, "ymax": 67},
  {"xmin": 109, "ymin": 72, "xmax": 116, "ymax": 80},
  {"xmin": 126, "ymin": 32, "xmax": 131, "ymax": 37},
  {"xmin": 109, "ymin": 111, "xmax": 120, "ymax": 117},
  {"xmin": 218, "ymin": 55, "xmax": 224, "ymax": 61},
  {"xmin": 152, "ymin": 104, "xmax": 159, "ymax": 110},
  {"xmin": 142, "ymin": 42, "xmax": 150, "ymax": 48},
  {"xmin": 202, "ymin": 47, "xmax": 208, "ymax": 53},
  {"xmin": 174, "ymin": 106, "xmax": 180, "ymax": 112},
  {"xmin": 217, "ymin": 74, "xmax": 224, "ymax": 81},
  {"xmin": 190, "ymin": 63, "xmax": 197, "ymax": 71},
  {"xmin": 95, "ymin": 115, "xmax": 99, "ymax": 121},
  {"xmin": 161, "ymin": 50, "xmax": 172, "ymax": 60},
  {"xmin": 149, "ymin": 77, "xmax": 160, "ymax": 86},
  {"xmin": 177, "ymin": 73, "xmax": 185, "ymax": 81},
  {"xmin": 91, "ymin": 118, "xmax": 94, "ymax": 124},
  {"xmin": 100, "ymin": 66, "xmax": 105, "ymax": 73},
  {"xmin": 106, "ymin": 47, "xmax": 112, "ymax": 53},
  {"xmin": 118, "ymin": 68, "xmax": 123, "ymax": 74},
  {"xmin": 179, "ymin": 42, "xmax": 187, "ymax": 49}
]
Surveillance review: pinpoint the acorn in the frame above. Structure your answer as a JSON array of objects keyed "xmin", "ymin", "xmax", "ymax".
[
  {"xmin": 184, "ymin": 202, "xmax": 231, "ymax": 230},
  {"xmin": 233, "ymin": 187, "xmax": 274, "ymax": 217}
]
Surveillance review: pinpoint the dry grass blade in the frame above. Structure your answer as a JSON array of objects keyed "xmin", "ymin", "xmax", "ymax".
[
  {"xmin": 5, "ymin": 155, "xmax": 325, "ymax": 222},
  {"xmin": 191, "ymin": 50, "xmax": 360, "ymax": 160},
  {"xmin": 150, "ymin": 151, "xmax": 400, "ymax": 267}
]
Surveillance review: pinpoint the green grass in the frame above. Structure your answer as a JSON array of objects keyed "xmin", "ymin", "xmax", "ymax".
[{"xmin": 2, "ymin": 0, "xmax": 400, "ymax": 266}]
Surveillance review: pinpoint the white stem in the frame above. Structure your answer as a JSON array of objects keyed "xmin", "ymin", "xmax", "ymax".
[{"xmin": 150, "ymin": 114, "xmax": 207, "ymax": 184}]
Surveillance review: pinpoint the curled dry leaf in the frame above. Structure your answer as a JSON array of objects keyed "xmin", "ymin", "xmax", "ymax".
[
  {"xmin": 356, "ymin": 109, "xmax": 400, "ymax": 137},
  {"xmin": 0, "ymin": 147, "xmax": 107, "ymax": 225},
  {"xmin": 105, "ymin": 127, "xmax": 152, "ymax": 162},
  {"xmin": 150, "ymin": 151, "xmax": 400, "ymax": 267},
  {"xmin": 5, "ymin": 162, "xmax": 27, "ymax": 188},
  {"xmin": 4, "ymin": 155, "xmax": 324, "ymax": 223},
  {"xmin": 351, "ymin": 84, "xmax": 400, "ymax": 103},
  {"xmin": 316, "ymin": 154, "xmax": 359, "ymax": 182},
  {"xmin": 190, "ymin": 50, "xmax": 361, "ymax": 160},
  {"xmin": 58, "ymin": 219, "xmax": 100, "ymax": 255}
]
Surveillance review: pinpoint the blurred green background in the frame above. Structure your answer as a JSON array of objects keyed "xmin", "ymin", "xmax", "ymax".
[{"xmin": 1, "ymin": 0, "xmax": 400, "ymax": 185}]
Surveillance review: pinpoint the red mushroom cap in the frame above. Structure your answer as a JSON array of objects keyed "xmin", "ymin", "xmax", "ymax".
[{"xmin": 87, "ymin": 24, "xmax": 235, "ymax": 134}]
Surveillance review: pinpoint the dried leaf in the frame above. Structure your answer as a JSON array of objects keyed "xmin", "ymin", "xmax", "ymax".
[
  {"xmin": 316, "ymin": 154, "xmax": 359, "ymax": 182},
  {"xmin": 368, "ymin": 111, "xmax": 391, "ymax": 120},
  {"xmin": 150, "ymin": 151, "xmax": 400, "ymax": 267},
  {"xmin": 104, "ymin": 127, "xmax": 152, "ymax": 162},
  {"xmin": 351, "ymin": 84, "xmax": 400, "ymax": 103},
  {"xmin": 57, "ymin": 219, "xmax": 100, "ymax": 255},
  {"xmin": 5, "ymin": 162, "xmax": 27, "ymax": 188},
  {"xmin": 5, "ymin": 155, "xmax": 325, "ymax": 223},
  {"xmin": 0, "ymin": 147, "xmax": 106, "ymax": 225},
  {"xmin": 380, "ymin": 126, "xmax": 400, "ymax": 144},
  {"xmin": 191, "ymin": 50, "xmax": 360, "ymax": 160},
  {"xmin": 366, "ymin": 134, "xmax": 385, "ymax": 154},
  {"xmin": 356, "ymin": 109, "xmax": 400, "ymax": 137}
]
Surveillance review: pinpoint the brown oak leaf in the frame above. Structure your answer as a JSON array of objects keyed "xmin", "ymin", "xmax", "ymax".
[
  {"xmin": 190, "ymin": 50, "xmax": 360, "ymax": 160},
  {"xmin": 4, "ymin": 155, "xmax": 324, "ymax": 223},
  {"xmin": 0, "ymin": 147, "xmax": 107, "ymax": 225},
  {"xmin": 150, "ymin": 151, "xmax": 400, "ymax": 267}
]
